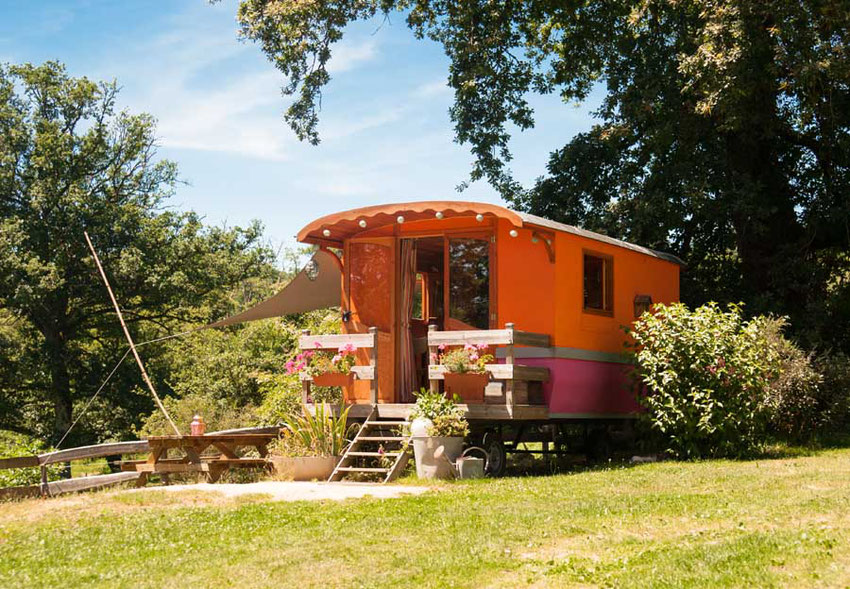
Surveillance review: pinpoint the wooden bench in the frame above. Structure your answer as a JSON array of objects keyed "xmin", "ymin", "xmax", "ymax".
[{"xmin": 427, "ymin": 323, "xmax": 551, "ymax": 407}]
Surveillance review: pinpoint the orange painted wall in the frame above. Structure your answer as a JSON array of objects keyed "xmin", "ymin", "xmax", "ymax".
[
  {"xmin": 495, "ymin": 219, "xmax": 556, "ymax": 337},
  {"xmin": 551, "ymin": 231, "xmax": 679, "ymax": 353},
  {"xmin": 495, "ymin": 219, "xmax": 679, "ymax": 353}
]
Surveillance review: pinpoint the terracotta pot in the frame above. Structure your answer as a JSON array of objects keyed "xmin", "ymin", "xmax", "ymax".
[
  {"xmin": 444, "ymin": 372, "xmax": 489, "ymax": 403},
  {"xmin": 269, "ymin": 455, "xmax": 340, "ymax": 481},
  {"xmin": 312, "ymin": 372, "xmax": 354, "ymax": 388}
]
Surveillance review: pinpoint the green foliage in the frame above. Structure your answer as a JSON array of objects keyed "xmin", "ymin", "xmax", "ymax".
[
  {"xmin": 137, "ymin": 393, "xmax": 258, "ymax": 438},
  {"xmin": 256, "ymin": 373, "xmax": 302, "ymax": 425},
  {"xmin": 0, "ymin": 61, "xmax": 275, "ymax": 444},
  {"xmin": 759, "ymin": 317, "xmax": 827, "ymax": 442},
  {"xmin": 409, "ymin": 389, "xmax": 468, "ymax": 438},
  {"xmin": 0, "ymin": 431, "xmax": 61, "ymax": 488},
  {"xmin": 629, "ymin": 303, "xmax": 781, "ymax": 458},
  {"xmin": 270, "ymin": 403, "xmax": 351, "ymax": 457}
]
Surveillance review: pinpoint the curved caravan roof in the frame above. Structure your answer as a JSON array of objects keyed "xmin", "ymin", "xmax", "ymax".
[{"xmin": 298, "ymin": 200, "xmax": 684, "ymax": 266}]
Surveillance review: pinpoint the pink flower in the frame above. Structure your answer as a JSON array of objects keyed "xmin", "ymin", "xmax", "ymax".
[
  {"xmin": 332, "ymin": 354, "xmax": 342, "ymax": 364},
  {"xmin": 285, "ymin": 360, "xmax": 295, "ymax": 374},
  {"xmin": 438, "ymin": 344, "xmax": 447, "ymax": 351},
  {"xmin": 430, "ymin": 353, "xmax": 438, "ymax": 363},
  {"xmin": 464, "ymin": 344, "xmax": 475, "ymax": 352},
  {"xmin": 303, "ymin": 350, "xmax": 314, "ymax": 359},
  {"xmin": 315, "ymin": 342, "xmax": 322, "ymax": 348},
  {"xmin": 341, "ymin": 343, "xmax": 357, "ymax": 354},
  {"xmin": 476, "ymin": 344, "xmax": 488, "ymax": 351},
  {"xmin": 469, "ymin": 353, "xmax": 479, "ymax": 362}
]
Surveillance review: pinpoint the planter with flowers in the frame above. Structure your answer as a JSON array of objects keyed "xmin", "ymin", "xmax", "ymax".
[
  {"xmin": 286, "ymin": 343, "xmax": 358, "ymax": 390},
  {"xmin": 408, "ymin": 389, "xmax": 469, "ymax": 480},
  {"xmin": 434, "ymin": 343, "xmax": 494, "ymax": 403}
]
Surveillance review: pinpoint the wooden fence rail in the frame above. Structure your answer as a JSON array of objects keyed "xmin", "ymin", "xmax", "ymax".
[{"xmin": 0, "ymin": 425, "xmax": 280, "ymax": 500}]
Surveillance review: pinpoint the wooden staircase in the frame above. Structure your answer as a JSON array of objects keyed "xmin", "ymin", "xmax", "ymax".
[{"xmin": 329, "ymin": 408, "xmax": 411, "ymax": 483}]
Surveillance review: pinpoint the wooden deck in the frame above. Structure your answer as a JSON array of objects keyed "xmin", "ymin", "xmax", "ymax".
[{"xmin": 344, "ymin": 403, "xmax": 550, "ymax": 421}]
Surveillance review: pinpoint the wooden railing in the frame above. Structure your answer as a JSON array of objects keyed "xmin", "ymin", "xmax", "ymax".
[
  {"xmin": 427, "ymin": 323, "xmax": 552, "ymax": 407},
  {"xmin": 0, "ymin": 425, "xmax": 280, "ymax": 501},
  {"xmin": 298, "ymin": 327, "xmax": 379, "ymax": 404}
]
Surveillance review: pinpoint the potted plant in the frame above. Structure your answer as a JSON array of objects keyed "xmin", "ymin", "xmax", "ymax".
[
  {"xmin": 435, "ymin": 343, "xmax": 494, "ymax": 402},
  {"xmin": 408, "ymin": 389, "xmax": 469, "ymax": 479},
  {"xmin": 268, "ymin": 403, "xmax": 351, "ymax": 481},
  {"xmin": 286, "ymin": 343, "xmax": 357, "ymax": 389}
]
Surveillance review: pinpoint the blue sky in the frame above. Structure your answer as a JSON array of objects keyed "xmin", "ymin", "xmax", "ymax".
[{"xmin": 1, "ymin": 1, "xmax": 600, "ymax": 257}]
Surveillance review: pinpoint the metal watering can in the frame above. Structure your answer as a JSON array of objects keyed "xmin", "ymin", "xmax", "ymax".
[{"xmin": 433, "ymin": 445, "xmax": 489, "ymax": 479}]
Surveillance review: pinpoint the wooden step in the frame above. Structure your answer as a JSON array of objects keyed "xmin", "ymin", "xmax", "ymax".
[
  {"xmin": 357, "ymin": 436, "xmax": 407, "ymax": 442},
  {"xmin": 346, "ymin": 451, "xmax": 401, "ymax": 457},
  {"xmin": 365, "ymin": 421, "xmax": 409, "ymax": 426},
  {"xmin": 336, "ymin": 466, "xmax": 390, "ymax": 473}
]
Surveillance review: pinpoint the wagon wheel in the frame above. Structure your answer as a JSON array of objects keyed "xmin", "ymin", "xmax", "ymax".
[{"xmin": 482, "ymin": 431, "xmax": 507, "ymax": 477}]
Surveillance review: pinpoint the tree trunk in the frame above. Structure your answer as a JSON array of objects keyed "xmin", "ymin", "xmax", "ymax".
[
  {"xmin": 44, "ymin": 329, "xmax": 73, "ymax": 478},
  {"xmin": 725, "ymin": 9, "xmax": 806, "ymax": 316}
]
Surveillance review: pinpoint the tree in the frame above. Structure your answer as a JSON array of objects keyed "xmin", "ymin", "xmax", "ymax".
[
  {"xmin": 0, "ymin": 62, "xmax": 275, "ymax": 444},
  {"xmin": 232, "ymin": 0, "xmax": 850, "ymax": 346}
]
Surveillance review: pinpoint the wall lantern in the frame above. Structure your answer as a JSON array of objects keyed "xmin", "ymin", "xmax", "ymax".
[
  {"xmin": 322, "ymin": 229, "xmax": 331, "ymax": 237},
  {"xmin": 397, "ymin": 215, "xmax": 405, "ymax": 224},
  {"xmin": 435, "ymin": 211, "xmax": 444, "ymax": 219},
  {"xmin": 509, "ymin": 229, "xmax": 518, "ymax": 238},
  {"xmin": 475, "ymin": 214, "xmax": 484, "ymax": 222},
  {"xmin": 634, "ymin": 294, "xmax": 653, "ymax": 318},
  {"xmin": 358, "ymin": 219, "xmax": 367, "ymax": 228}
]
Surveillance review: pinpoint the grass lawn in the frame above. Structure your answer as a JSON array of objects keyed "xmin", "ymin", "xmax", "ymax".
[{"xmin": 1, "ymin": 448, "xmax": 849, "ymax": 588}]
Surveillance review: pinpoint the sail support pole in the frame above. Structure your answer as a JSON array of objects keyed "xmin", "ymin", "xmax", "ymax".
[{"xmin": 84, "ymin": 231, "xmax": 181, "ymax": 436}]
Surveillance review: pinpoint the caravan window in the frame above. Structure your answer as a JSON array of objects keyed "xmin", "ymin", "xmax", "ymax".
[
  {"xmin": 583, "ymin": 251, "xmax": 613, "ymax": 315},
  {"xmin": 449, "ymin": 238, "xmax": 490, "ymax": 329}
]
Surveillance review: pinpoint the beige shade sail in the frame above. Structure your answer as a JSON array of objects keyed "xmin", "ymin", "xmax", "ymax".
[{"xmin": 206, "ymin": 249, "xmax": 341, "ymax": 329}]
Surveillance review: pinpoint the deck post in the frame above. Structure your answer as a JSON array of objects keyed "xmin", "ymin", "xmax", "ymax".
[
  {"xmin": 369, "ymin": 327, "xmax": 378, "ymax": 405},
  {"xmin": 39, "ymin": 464, "xmax": 48, "ymax": 497},
  {"xmin": 301, "ymin": 329, "xmax": 311, "ymax": 406},
  {"xmin": 504, "ymin": 323, "xmax": 516, "ymax": 410},
  {"xmin": 428, "ymin": 324, "xmax": 439, "ymax": 394}
]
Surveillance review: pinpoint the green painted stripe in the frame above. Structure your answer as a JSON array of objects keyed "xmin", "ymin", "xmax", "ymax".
[{"xmin": 495, "ymin": 346, "xmax": 631, "ymax": 365}]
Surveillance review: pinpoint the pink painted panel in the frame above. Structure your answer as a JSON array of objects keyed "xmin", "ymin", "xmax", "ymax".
[{"xmin": 520, "ymin": 357, "xmax": 640, "ymax": 415}]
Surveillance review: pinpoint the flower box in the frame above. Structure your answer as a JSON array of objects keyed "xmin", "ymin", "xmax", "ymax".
[
  {"xmin": 312, "ymin": 372, "xmax": 355, "ymax": 388},
  {"xmin": 444, "ymin": 372, "xmax": 489, "ymax": 403}
]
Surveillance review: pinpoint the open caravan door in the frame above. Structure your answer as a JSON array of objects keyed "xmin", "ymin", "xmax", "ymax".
[{"xmin": 206, "ymin": 249, "xmax": 341, "ymax": 329}]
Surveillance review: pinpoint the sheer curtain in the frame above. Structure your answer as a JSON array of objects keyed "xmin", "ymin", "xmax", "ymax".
[{"xmin": 398, "ymin": 239, "xmax": 417, "ymax": 403}]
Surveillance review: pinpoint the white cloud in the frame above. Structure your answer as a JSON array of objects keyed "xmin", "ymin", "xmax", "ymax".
[
  {"xmin": 327, "ymin": 40, "xmax": 378, "ymax": 74},
  {"xmin": 92, "ymin": 6, "xmax": 380, "ymax": 162}
]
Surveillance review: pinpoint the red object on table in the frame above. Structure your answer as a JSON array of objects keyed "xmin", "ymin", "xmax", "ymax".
[{"xmin": 190, "ymin": 415, "xmax": 206, "ymax": 436}]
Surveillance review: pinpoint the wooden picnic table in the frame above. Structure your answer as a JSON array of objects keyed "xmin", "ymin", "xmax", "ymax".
[{"xmin": 121, "ymin": 433, "xmax": 278, "ymax": 486}]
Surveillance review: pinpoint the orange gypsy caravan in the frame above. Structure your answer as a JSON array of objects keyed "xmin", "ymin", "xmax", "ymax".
[{"xmin": 213, "ymin": 201, "xmax": 682, "ymax": 474}]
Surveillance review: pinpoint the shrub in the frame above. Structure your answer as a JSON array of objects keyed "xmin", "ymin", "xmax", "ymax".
[
  {"xmin": 137, "ymin": 393, "xmax": 258, "ymax": 437},
  {"xmin": 256, "ymin": 373, "xmax": 302, "ymax": 424},
  {"xmin": 0, "ymin": 432, "xmax": 61, "ymax": 489},
  {"xmin": 629, "ymin": 303, "xmax": 781, "ymax": 458},
  {"xmin": 256, "ymin": 373, "xmax": 343, "ymax": 425},
  {"xmin": 757, "ymin": 317, "xmax": 825, "ymax": 441},
  {"xmin": 812, "ymin": 352, "xmax": 850, "ymax": 434},
  {"xmin": 409, "ymin": 389, "xmax": 469, "ymax": 438}
]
